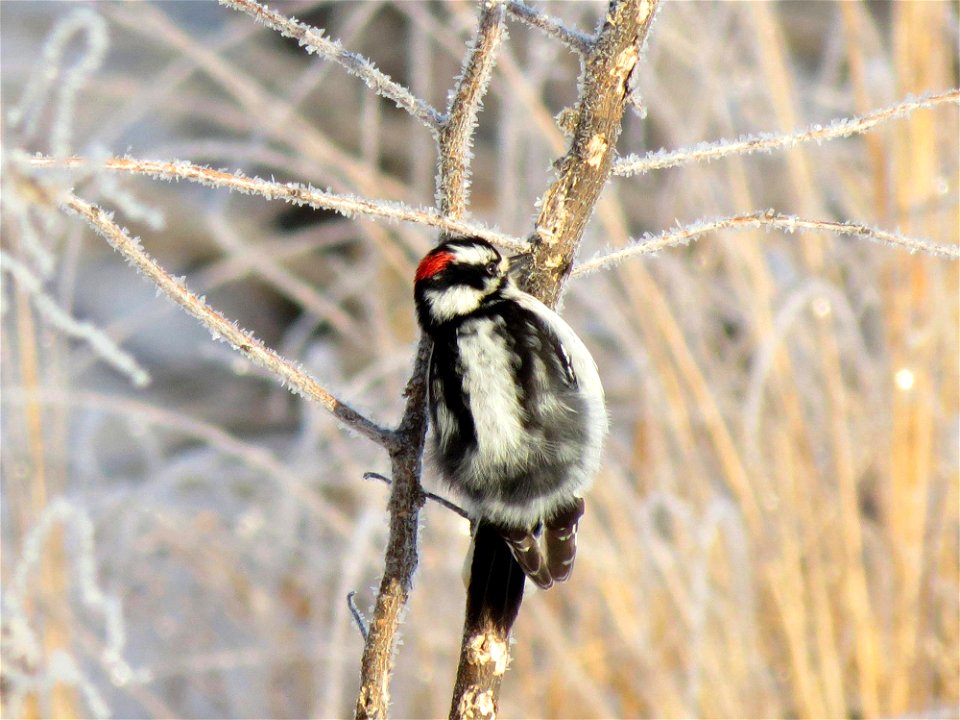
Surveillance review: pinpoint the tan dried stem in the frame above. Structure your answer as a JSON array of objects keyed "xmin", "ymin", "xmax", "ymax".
[
  {"xmin": 438, "ymin": 0, "xmax": 507, "ymax": 220},
  {"xmin": 614, "ymin": 87, "xmax": 960, "ymax": 176},
  {"xmin": 573, "ymin": 210, "xmax": 960, "ymax": 276}
]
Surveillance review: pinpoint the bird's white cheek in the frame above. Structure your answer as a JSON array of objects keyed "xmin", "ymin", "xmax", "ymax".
[{"xmin": 424, "ymin": 286, "xmax": 484, "ymax": 322}]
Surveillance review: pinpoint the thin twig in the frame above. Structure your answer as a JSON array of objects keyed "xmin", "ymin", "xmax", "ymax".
[
  {"xmin": 364, "ymin": 472, "xmax": 470, "ymax": 520},
  {"xmin": 346, "ymin": 592, "xmax": 370, "ymax": 642},
  {"xmin": 60, "ymin": 192, "xmax": 396, "ymax": 449},
  {"xmin": 506, "ymin": 1, "xmax": 593, "ymax": 56},
  {"xmin": 0, "ymin": 250, "xmax": 150, "ymax": 387},
  {"xmin": 613, "ymin": 88, "xmax": 960, "ymax": 176},
  {"xmin": 572, "ymin": 210, "xmax": 960, "ymax": 277},
  {"xmin": 218, "ymin": 0, "xmax": 444, "ymax": 132},
  {"xmin": 29, "ymin": 155, "xmax": 527, "ymax": 251},
  {"xmin": 438, "ymin": 0, "xmax": 507, "ymax": 220}
]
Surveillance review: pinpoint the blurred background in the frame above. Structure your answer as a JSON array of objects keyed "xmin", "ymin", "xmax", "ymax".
[{"xmin": 1, "ymin": 1, "xmax": 957, "ymax": 718}]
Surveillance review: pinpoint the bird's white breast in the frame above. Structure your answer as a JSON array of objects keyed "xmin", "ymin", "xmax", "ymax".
[{"xmin": 457, "ymin": 316, "xmax": 529, "ymax": 474}]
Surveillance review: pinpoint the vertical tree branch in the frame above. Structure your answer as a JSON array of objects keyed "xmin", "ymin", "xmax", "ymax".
[
  {"xmin": 449, "ymin": 523, "xmax": 523, "ymax": 720},
  {"xmin": 527, "ymin": 0, "xmax": 659, "ymax": 307},
  {"xmin": 355, "ymin": 344, "xmax": 430, "ymax": 720},
  {"xmin": 355, "ymin": 3, "xmax": 506, "ymax": 718},
  {"xmin": 450, "ymin": 1, "xmax": 660, "ymax": 717}
]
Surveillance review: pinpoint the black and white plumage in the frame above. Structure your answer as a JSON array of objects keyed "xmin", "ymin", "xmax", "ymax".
[{"xmin": 414, "ymin": 237, "xmax": 606, "ymax": 593}]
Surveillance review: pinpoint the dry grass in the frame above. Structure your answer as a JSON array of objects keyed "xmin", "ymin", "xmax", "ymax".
[{"xmin": 1, "ymin": 2, "xmax": 957, "ymax": 718}]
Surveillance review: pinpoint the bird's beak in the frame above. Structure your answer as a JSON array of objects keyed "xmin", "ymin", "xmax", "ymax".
[{"xmin": 508, "ymin": 253, "xmax": 532, "ymax": 277}]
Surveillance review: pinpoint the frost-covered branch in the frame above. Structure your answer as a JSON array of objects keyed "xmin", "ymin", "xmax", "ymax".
[
  {"xmin": 0, "ymin": 251, "xmax": 150, "ymax": 387},
  {"xmin": 219, "ymin": 0, "xmax": 444, "ymax": 132},
  {"xmin": 614, "ymin": 88, "xmax": 960, "ymax": 176},
  {"xmin": 354, "ymin": 341, "xmax": 429, "ymax": 720},
  {"xmin": 1, "ymin": 498, "xmax": 145, "ymax": 720},
  {"xmin": 438, "ymin": 0, "xmax": 506, "ymax": 220},
  {"xmin": 60, "ymin": 192, "xmax": 395, "ymax": 449},
  {"xmin": 506, "ymin": 1, "xmax": 592, "ymax": 56},
  {"xmin": 29, "ymin": 155, "xmax": 526, "ymax": 251},
  {"xmin": 356, "ymin": 4, "xmax": 509, "ymax": 718},
  {"xmin": 526, "ymin": 0, "xmax": 660, "ymax": 307},
  {"xmin": 573, "ymin": 210, "xmax": 960, "ymax": 277}
]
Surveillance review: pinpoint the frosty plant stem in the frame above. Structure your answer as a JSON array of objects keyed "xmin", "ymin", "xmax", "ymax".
[
  {"xmin": 614, "ymin": 87, "xmax": 960, "ymax": 176},
  {"xmin": 61, "ymin": 192, "xmax": 394, "ymax": 449},
  {"xmin": 573, "ymin": 210, "xmax": 960, "ymax": 277},
  {"xmin": 29, "ymin": 155, "xmax": 526, "ymax": 251}
]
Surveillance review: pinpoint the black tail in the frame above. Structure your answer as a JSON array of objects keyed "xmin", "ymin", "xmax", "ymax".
[{"xmin": 466, "ymin": 520, "xmax": 526, "ymax": 634}]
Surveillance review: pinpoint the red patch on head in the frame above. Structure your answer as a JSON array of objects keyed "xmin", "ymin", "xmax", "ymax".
[{"xmin": 415, "ymin": 250, "xmax": 454, "ymax": 282}]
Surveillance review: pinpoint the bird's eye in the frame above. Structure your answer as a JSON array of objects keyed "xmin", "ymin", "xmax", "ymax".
[{"xmin": 485, "ymin": 260, "xmax": 500, "ymax": 276}]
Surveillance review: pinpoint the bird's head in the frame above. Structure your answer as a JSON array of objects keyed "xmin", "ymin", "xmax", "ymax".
[{"xmin": 414, "ymin": 237, "xmax": 519, "ymax": 329}]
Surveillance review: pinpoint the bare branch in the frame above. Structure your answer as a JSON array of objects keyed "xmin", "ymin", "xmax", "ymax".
[
  {"xmin": 218, "ymin": 0, "xmax": 444, "ymax": 132},
  {"xmin": 506, "ymin": 0, "xmax": 592, "ymax": 56},
  {"xmin": 357, "ymin": 5, "xmax": 509, "ymax": 716},
  {"xmin": 29, "ymin": 155, "xmax": 527, "ymax": 251},
  {"xmin": 60, "ymin": 193, "xmax": 395, "ymax": 449},
  {"xmin": 526, "ymin": 0, "xmax": 660, "ymax": 307},
  {"xmin": 355, "ymin": 339, "xmax": 430, "ymax": 720},
  {"xmin": 438, "ymin": 1, "xmax": 507, "ymax": 220},
  {"xmin": 573, "ymin": 210, "xmax": 960, "ymax": 277},
  {"xmin": 614, "ymin": 88, "xmax": 960, "ymax": 176}
]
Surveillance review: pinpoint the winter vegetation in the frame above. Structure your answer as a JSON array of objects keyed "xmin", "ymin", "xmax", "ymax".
[{"xmin": 1, "ymin": 1, "xmax": 957, "ymax": 718}]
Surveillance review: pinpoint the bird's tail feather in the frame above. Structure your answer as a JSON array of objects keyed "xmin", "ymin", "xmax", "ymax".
[
  {"xmin": 544, "ymin": 497, "xmax": 585, "ymax": 583},
  {"xmin": 466, "ymin": 521, "xmax": 526, "ymax": 633},
  {"xmin": 499, "ymin": 525, "xmax": 553, "ymax": 589},
  {"xmin": 466, "ymin": 499, "xmax": 586, "ymax": 630}
]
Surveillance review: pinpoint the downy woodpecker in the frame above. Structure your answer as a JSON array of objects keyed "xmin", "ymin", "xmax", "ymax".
[{"xmin": 414, "ymin": 237, "xmax": 606, "ymax": 599}]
